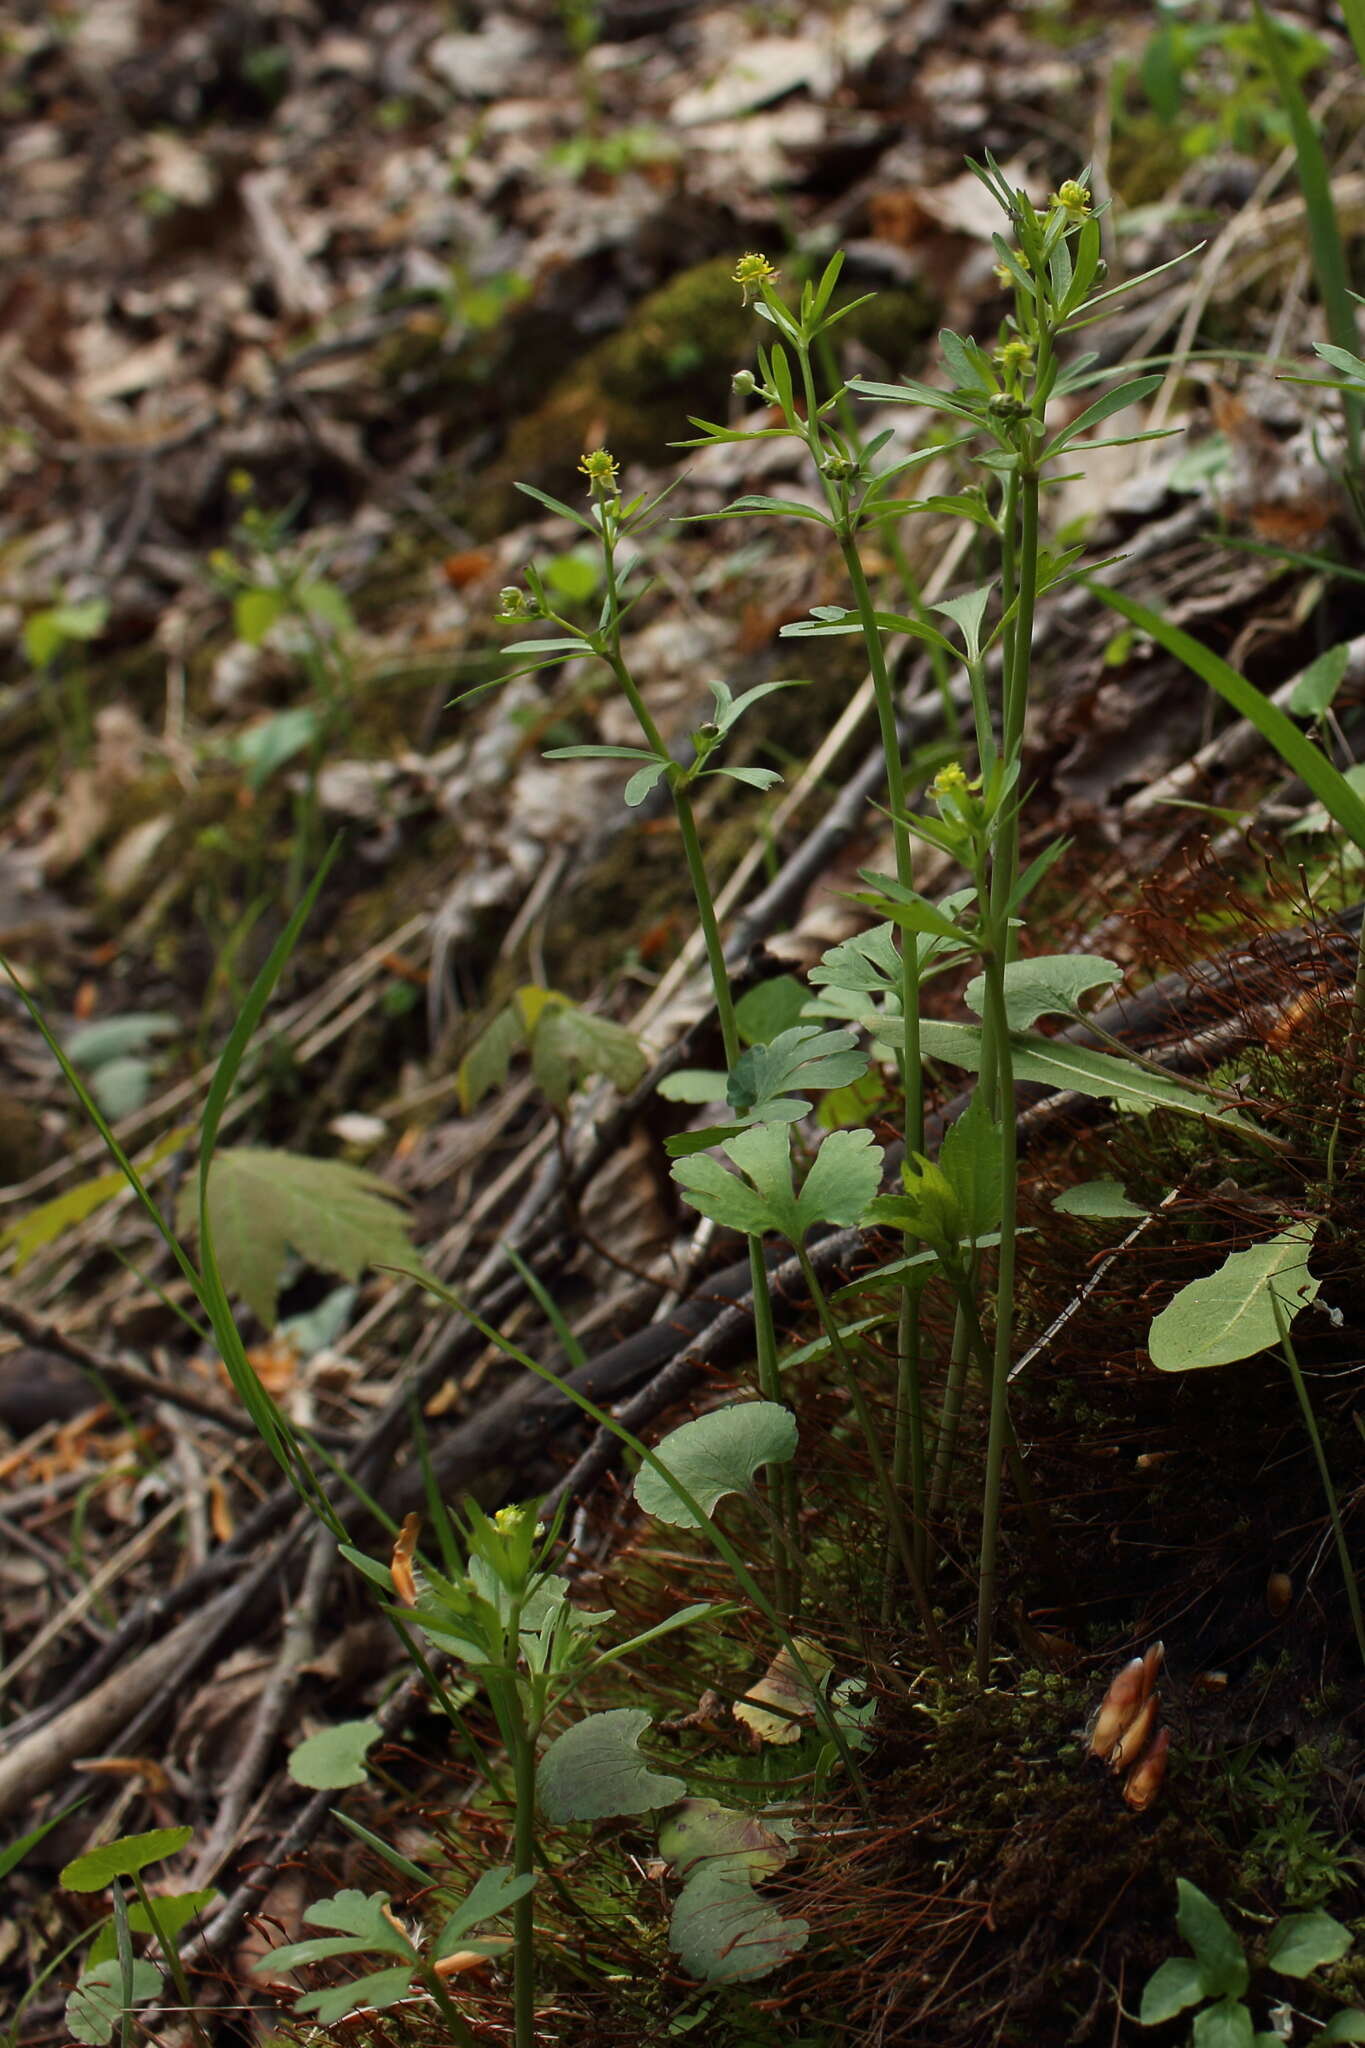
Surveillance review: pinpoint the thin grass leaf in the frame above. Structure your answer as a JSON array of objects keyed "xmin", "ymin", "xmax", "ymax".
[
  {"xmin": 1086, "ymin": 584, "xmax": 1365, "ymax": 850},
  {"xmin": 1252, "ymin": 0, "xmax": 1359, "ymax": 457}
]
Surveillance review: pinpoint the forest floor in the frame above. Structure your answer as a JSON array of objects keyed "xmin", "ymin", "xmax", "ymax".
[{"xmin": 4, "ymin": 1, "xmax": 1365, "ymax": 2044}]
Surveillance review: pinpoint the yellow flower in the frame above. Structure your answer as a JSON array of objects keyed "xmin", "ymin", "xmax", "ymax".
[
  {"xmin": 1049, "ymin": 179, "xmax": 1092, "ymax": 220},
  {"xmin": 578, "ymin": 447, "xmax": 620, "ymax": 494},
  {"xmin": 732, "ymin": 252, "xmax": 779, "ymax": 305}
]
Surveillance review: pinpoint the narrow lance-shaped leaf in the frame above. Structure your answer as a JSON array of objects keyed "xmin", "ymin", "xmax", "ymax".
[{"xmin": 1085, "ymin": 583, "xmax": 1365, "ymax": 852}]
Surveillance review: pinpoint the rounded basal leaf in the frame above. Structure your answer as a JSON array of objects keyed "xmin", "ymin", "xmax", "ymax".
[
  {"xmin": 1054, "ymin": 1178, "xmax": 1147, "ymax": 1219},
  {"xmin": 668, "ymin": 1865, "xmax": 807, "ymax": 1984},
  {"xmin": 963, "ymin": 952, "xmax": 1122, "ymax": 1028},
  {"xmin": 659, "ymin": 1796, "xmax": 804, "ymax": 1985},
  {"xmin": 1321, "ymin": 2011, "xmax": 1365, "ymax": 2041},
  {"xmin": 634, "ymin": 1402, "xmax": 798, "ymax": 1528},
  {"xmin": 1176, "ymin": 1879, "xmax": 1248, "ymax": 1998},
  {"xmin": 61, "ymin": 1826, "xmax": 193, "ymax": 1891},
  {"xmin": 66, "ymin": 1960, "xmax": 163, "ymax": 2046},
  {"xmin": 537, "ymin": 1708, "xmax": 685, "ymax": 1823},
  {"xmin": 1265, "ymin": 1909, "xmax": 1352, "ymax": 1979},
  {"xmin": 288, "ymin": 1717, "xmax": 382, "ymax": 1790},
  {"xmin": 1139, "ymin": 1955, "xmax": 1209, "ymax": 2026},
  {"xmin": 1191, "ymin": 1998, "xmax": 1254, "ymax": 2048},
  {"xmin": 1149, "ymin": 1225, "xmax": 1319, "ymax": 1372}
]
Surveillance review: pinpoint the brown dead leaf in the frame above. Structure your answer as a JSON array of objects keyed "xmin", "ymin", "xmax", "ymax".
[
  {"xmin": 73, "ymin": 1754, "xmax": 172, "ymax": 1795},
  {"xmin": 734, "ymin": 1638, "xmax": 833, "ymax": 1745},
  {"xmin": 391, "ymin": 1513, "xmax": 421, "ymax": 1606}
]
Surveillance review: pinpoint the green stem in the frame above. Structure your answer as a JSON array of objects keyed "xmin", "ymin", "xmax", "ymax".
[
  {"xmin": 928, "ymin": 1301, "xmax": 972, "ymax": 1524},
  {"xmin": 419, "ymin": 1967, "xmax": 483, "ymax": 2048},
  {"xmin": 1325, "ymin": 915, "xmax": 1365, "ymax": 1191},
  {"xmin": 797, "ymin": 1248, "xmax": 943, "ymax": 1660},
  {"xmin": 130, "ymin": 1874, "xmax": 212, "ymax": 2048},
  {"xmin": 507, "ymin": 1697, "xmax": 539, "ymax": 2048},
  {"xmin": 673, "ymin": 782, "xmax": 797, "ymax": 1613},
  {"xmin": 974, "ymin": 951, "xmax": 1018, "ymax": 1682},
  {"xmin": 840, "ymin": 534, "xmax": 930, "ymax": 1603},
  {"xmin": 1272, "ymin": 1290, "xmax": 1365, "ymax": 1669},
  {"xmin": 428, "ymin": 1279, "xmax": 874, "ymax": 1814}
]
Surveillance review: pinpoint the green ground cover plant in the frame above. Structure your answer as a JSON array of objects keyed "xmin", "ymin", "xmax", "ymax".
[{"xmin": 10, "ymin": 121, "xmax": 1365, "ymax": 2048}]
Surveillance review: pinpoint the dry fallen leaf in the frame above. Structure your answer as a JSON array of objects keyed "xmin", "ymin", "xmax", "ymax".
[
  {"xmin": 391, "ymin": 1513, "xmax": 421, "ymax": 1606},
  {"xmin": 734, "ymin": 1638, "xmax": 833, "ymax": 1746}
]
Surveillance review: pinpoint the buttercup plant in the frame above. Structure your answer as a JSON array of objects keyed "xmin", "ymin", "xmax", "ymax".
[{"xmin": 497, "ymin": 162, "xmax": 1242, "ymax": 1680}]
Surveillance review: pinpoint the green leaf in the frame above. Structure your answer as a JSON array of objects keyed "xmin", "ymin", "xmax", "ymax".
[
  {"xmin": 87, "ymin": 1890, "xmax": 219, "ymax": 1970},
  {"xmin": 234, "ymin": 586, "xmax": 287, "ymax": 645},
  {"xmin": 0, "ymin": 1802, "xmax": 85, "ymax": 1882},
  {"xmin": 537, "ymin": 1708, "xmax": 686, "ymax": 1822},
  {"xmin": 635, "ymin": 1401, "xmax": 798, "ymax": 1528},
  {"xmin": 1149, "ymin": 1224, "xmax": 1319, "ymax": 1371},
  {"xmin": 435, "ymin": 1866, "xmax": 536, "ymax": 1954},
  {"xmin": 1289, "ymin": 643, "xmax": 1352, "ymax": 718},
  {"xmin": 1177, "ymin": 1880, "xmax": 1248, "ymax": 1998},
  {"xmin": 265, "ymin": 1889, "xmax": 417, "ymax": 1971},
  {"xmin": 660, "ymin": 1799, "xmax": 806, "ymax": 1984},
  {"xmin": 809, "ymin": 922, "xmax": 902, "ymax": 995},
  {"xmin": 24, "ymin": 598, "xmax": 109, "ymax": 667},
  {"xmin": 297, "ymin": 580, "xmax": 354, "ymax": 634},
  {"xmin": 1192, "ymin": 1998, "xmax": 1254, "ymax": 2048},
  {"xmin": 529, "ymin": 1003, "xmax": 647, "ymax": 1109},
  {"xmin": 1265, "ymin": 1909, "xmax": 1353, "ymax": 1978},
  {"xmin": 457, "ymin": 999, "xmax": 529, "ymax": 1113},
  {"xmin": 62, "ymin": 1827, "xmax": 193, "ymax": 1891},
  {"xmin": 914, "ymin": 1019, "xmax": 1257, "ymax": 1131},
  {"xmin": 962, "ymin": 953, "xmax": 1123, "ymax": 1029},
  {"xmin": 728, "ymin": 1024, "xmax": 868, "ymax": 1120},
  {"xmin": 1085, "ymin": 584, "xmax": 1365, "ymax": 854},
  {"xmin": 625, "ymin": 759, "xmax": 671, "ymax": 806},
  {"xmin": 670, "ymin": 1149, "xmax": 774, "ymax": 1235},
  {"xmin": 935, "ymin": 1091, "xmax": 1002, "ymax": 1241},
  {"xmin": 184, "ymin": 1148, "xmax": 421, "ymax": 1328},
  {"xmin": 66, "ymin": 1960, "xmax": 163, "ymax": 2045},
  {"xmin": 66, "ymin": 1015, "xmax": 179, "ymax": 1068},
  {"xmin": 1054, "ymin": 1179, "xmax": 1147, "ymax": 1219},
  {"xmin": 1043, "ymin": 373, "xmax": 1163, "ymax": 456},
  {"xmin": 932, "ymin": 585, "xmax": 993, "ymax": 661},
  {"xmin": 87, "ymin": 1055, "xmax": 153, "ymax": 1121},
  {"xmin": 232, "ymin": 706, "xmax": 323, "ymax": 792},
  {"xmin": 734, "ymin": 976, "xmax": 809, "ymax": 1046},
  {"xmin": 792, "ymin": 1126, "xmax": 885, "ymax": 1233},
  {"xmin": 544, "ymin": 551, "xmax": 601, "ymax": 603},
  {"xmin": 297, "ymin": 1966, "xmax": 417, "ymax": 2024},
  {"xmin": 1321, "ymin": 2011, "xmax": 1365, "ymax": 2041},
  {"xmin": 288, "ymin": 1718, "xmax": 382, "ymax": 1790},
  {"xmin": 657, "ymin": 1067, "xmax": 727, "ymax": 1105},
  {"xmin": 543, "ymin": 744, "xmax": 660, "ymax": 762},
  {"xmin": 1139, "ymin": 1955, "xmax": 1211, "ymax": 2025}
]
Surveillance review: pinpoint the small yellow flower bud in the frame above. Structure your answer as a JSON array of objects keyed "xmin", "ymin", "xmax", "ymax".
[
  {"xmin": 1050, "ymin": 179, "xmax": 1092, "ymax": 220},
  {"xmin": 578, "ymin": 447, "xmax": 620, "ymax": 493},
  {"xmin": 732, "ymin": 252, "xmax": 779, "ymax": 305},
  {"xmin": 994, "ymin": 339, "xmax": 1033, "ymax": 377}
]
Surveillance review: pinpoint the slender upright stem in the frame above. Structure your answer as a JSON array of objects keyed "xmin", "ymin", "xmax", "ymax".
[
  {"xmin": 675, "ymin": 781, "xmax": 797, "ymax": 1613},
  {"xmin": 974, "ymin": 950, "xmax": 1019, "ymax": 1683},
  {"xmin": 1272, "ymin": 1290, "xmax": 1365, "ymax": 1668},
  {"xmin": 798, "ymin": 1248, "xmax": 944, "ymax": 1661},
  {"xmin": 507, "ymin": 1698, "xmax": 539, "ymax": 2048}
]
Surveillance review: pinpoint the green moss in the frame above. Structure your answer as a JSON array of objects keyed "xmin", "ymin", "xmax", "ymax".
[{"xmin": 465, "ymin": 258, "xmax": 940, "ymax": 537}]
